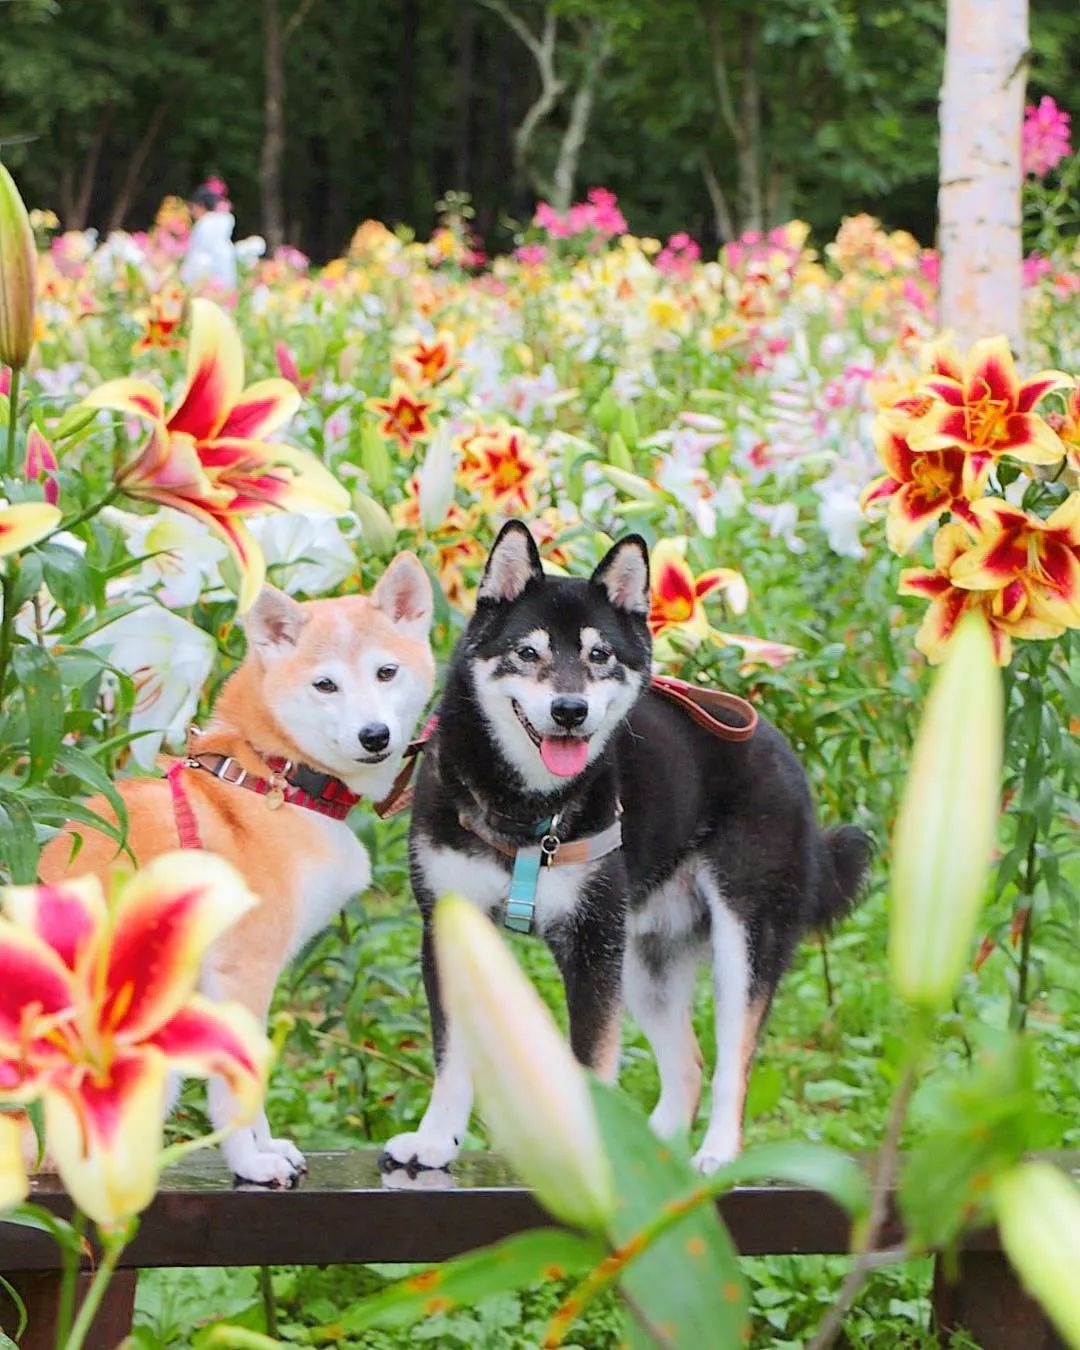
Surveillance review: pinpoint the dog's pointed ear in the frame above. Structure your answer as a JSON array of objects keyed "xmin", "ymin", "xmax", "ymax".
[
  {"xmin": 590, "ymin": 535, "xmax": 650, "ymax": 615},
  {"xmin": 373, "ymin": 551, "xmax": 434, "ymax": 642},
  {"xmin": 477, "ymin": 521, "xmax": 543, "ymax": 604},
  {"xmin": 245, "ymin": 585, "xmax": 308, "ymax": 659}
]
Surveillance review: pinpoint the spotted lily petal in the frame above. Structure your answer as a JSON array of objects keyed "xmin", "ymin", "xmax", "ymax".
[
  {"xmin": 0, "ymin": 918, "xmax": 74, "ymax": 1058},
  {"xmin": 104, "ymin": 852, "xmax": 259, "ymax": 1043},
  {"xmin": 199, "ymin": 438, "xmax": 350, "ymax": 515},
  {"xmin": 81, "ymin": 378, "xmax": 166, "ymax": 424},
  {"xmin": 0, "ymin": 1114, "xmax": 28, "ymax": 1211},
  {"xmin": 216, "ymin": 378, "xmax": 301, "ymax": 441},
  {"xmin": 0, "ymin": 501, "xmax": 61, "ymax": 558},
  {"xmin": 2, "ymin": 876, "xmax": 106, "ymax": 972},
  {"xmin": 44, "ymin": 1048, "xmax": 169, "ymax": 1231},
  {"xmin": 167, "ymin": 298, "xmax": 245, "ymax": 439},
  {"xmin": 146, "ymin": 996, "xmax": 269, "ymax": 1123}
]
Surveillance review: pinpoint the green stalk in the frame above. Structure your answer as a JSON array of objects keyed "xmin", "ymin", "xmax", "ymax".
[
  {"xmin": 52, "ymin": 1210, "xmax": 86, "ymax": 1350},
  {"xmin": 49, "ymin": 484, "xmax": 122, "ymax": 539},
  {"xmin": 63, "ymin": 1223, "xmax": 132, "ymax": 1350},
  {"xmin": 0, "ymin": 561, "xmax": 17, "ymax": 698},
  {"xmin": 4, "ymin": 364, "xmax": 19, "ymax": 477}
]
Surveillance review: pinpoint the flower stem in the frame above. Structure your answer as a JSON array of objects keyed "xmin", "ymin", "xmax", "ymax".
[
  {"xmin": 52, "ymin": 1210, "xmax": 86, "ymax": 1350},
  {"xmin": 50, "ymin": 484, "xmax": 122, "ymax": 539},
  {"xmin": 64, "ymin": 1222, "xmax": 133, "ymax": 1350},
  {"xmin": 4, "ymin": 364, "xmax": 19, "ymax": 477},
  {"xmin": 0, "ymin": 561, "xmax": 17, "ymax": 698}
]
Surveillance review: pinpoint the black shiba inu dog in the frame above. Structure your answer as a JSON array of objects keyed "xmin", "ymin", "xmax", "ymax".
[{"xmin": 382, "ymin": 522, "xmax": 871, "ymax": 1175}]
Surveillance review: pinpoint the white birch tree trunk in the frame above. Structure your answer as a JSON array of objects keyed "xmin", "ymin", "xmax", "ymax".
[{"xmin": 938, "ymin": 0, "xmax": 1029, "ymax": 355}]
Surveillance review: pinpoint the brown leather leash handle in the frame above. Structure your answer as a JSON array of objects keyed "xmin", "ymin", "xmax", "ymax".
[{"xmin": 650, "ymin": 674, "xmax": 758, "ymax": 742}]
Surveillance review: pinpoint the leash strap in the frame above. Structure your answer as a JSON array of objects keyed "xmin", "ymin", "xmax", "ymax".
[
  {"xmin": 167, "ymin": 761, "xmax": 204, "ymax": 850},
  {"xmin": 375, "ymin": 714, "xmax": 441, "ymax": 819},
  {"xmin": 650, "ymin": 674, "xmax": 758, "ymax": 742}
]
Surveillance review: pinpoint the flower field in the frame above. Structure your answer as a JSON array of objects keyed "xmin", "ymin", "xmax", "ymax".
[{"xmin": 2, "ymin": 179, "xmax": 1080, "ymax": 1345}]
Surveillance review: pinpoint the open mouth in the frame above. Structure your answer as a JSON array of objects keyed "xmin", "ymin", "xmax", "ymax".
[{"xmin": 512, "ymin": 700, "xmax": 591, "ymax": 778}]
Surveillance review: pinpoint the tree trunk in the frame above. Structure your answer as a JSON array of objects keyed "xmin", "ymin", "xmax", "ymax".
[
  {"xmin": 259, "ymin": 0, "xmax": 286, "ymax": 253},
  {"xmin": 938, "ymin": 0, "xmax": 1028, "ymax": 353},
  {"xmin": 454, "ymin": 0, "xmax": 476, "ymax": 191},
  {"xmin": 69, "ymin": 104, "xmax": 114, "ymax": 232},
  {"xmin": 479, "ymin": 1, "xmax": 563, "ymax": 200},
  {"xmin": 700, "ymin": 153, "xmax": 736, "ymax": 242},
  {"xmin": 107, "ymin": 101, "xmax": 170, "ymax": 233},
  {"xmin": 549, "ymin": 23, "xmax": 609, "ymax": 212},
  {"xmin": 394, "ymin": 0, "xmax": 420, "ymax": 221},
  {"xmin": 737, "ymin": 11, "xmax": 763, "ymax": 232}
]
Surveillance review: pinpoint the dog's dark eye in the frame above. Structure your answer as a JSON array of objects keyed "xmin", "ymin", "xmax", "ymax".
[
  {"xmin": 377, "ymin": 663, "xmax": 399, "ymax": 682},
  {"xmin": 516, "ymin": 645, "xmax": 540, "ymax": 663},
  {"xmin": 313, "ymin": 677, "xmax": 339, "ymax": 694},
  {"xmin": 589, "ymin": 645, "xmax": 613, "ymax": 664}
]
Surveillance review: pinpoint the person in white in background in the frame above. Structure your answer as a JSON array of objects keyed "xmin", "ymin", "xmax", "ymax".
[{"xmin": 180, "ymin": 184, "xmax": 237, "ymax": 291}]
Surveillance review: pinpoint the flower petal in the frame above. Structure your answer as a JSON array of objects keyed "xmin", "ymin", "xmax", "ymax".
[
  {"xmin": 914, "ymin": 589, "xmax": 973, "ymax": 664},
  {"xmin": 694, "ymin": 567, "xmax": 744, "ymax": 601},
  {"xmin": 0, "ymin": 502, "xmax": 61, "ymax": 558},
  {"xmin": 146, "ymin": 996, "xmax": 269, "ymax": 1123},
  {"xmin": 997, "ymin": 412, "xmax": 1067, "ymax": 465},
  {"xmin": 963, "ymin": 335, "xmax": 1020, "ymax": 409},
  {"xmin": 1016, "ymin": 370, "xmax": 1073, "ymax": 414},
  {"xmin": 118, "ymin": 423, "xmax": 221, "ymax": 502},
  {"xmin": 81, "ymin": 378, "xmax": 166, "ymax": 423},
  {"xmin": 44, "ymin": 1049, "xmax": 168, "ymax": 1230},
  {"xmin": 167, "ymin": 299, "xmax": 245, "ymax": 440},
  {"xmin": 200, "ymin": 438, "xmax": 350, "ymax": 515},
  {"xmin": 216, "ymin": 379, "xmax": 301, "ymax": 441},
  {"xmin": 104, "ymin": 852, "xmax": 259, "ymax": 1042},
  {"xmin": 0, "ymin": 1114, "xmax": 29, "ymax": 1211},
  {"xmin": 885, "ymin": 485, "xmax": 946, "ymax": 555},
  {"xmin": 2, "ymin": 876, "xmax": 106, "ymax": 971},
  {"xmin": 872, "ymin": 421, "xmax": 915, "ymax": 481},
  {"xmin": 649, "ymin": 540, "xmax": 696, "ymax": 628},
  {"xmin": 0, "ymin": 917, "xmax": 74, "ymax": 1055}
]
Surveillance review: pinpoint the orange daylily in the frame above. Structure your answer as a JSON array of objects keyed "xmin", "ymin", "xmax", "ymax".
[
  {"xmin": 860, "ymin": 421, "xmax": 974, "ymax": 554},
  {"xmin": 457, "ymin": 422, "xmax": 543, "ymax": 515},
  {"xmin": 0, "ymin": 501, "xmax": 61, "ymax": 558},
  {"xmin": 81, "ymin": 299, "xmax": 348, "ymax": 610},
  {"xmin": 950, "ymin": 494, "xmax": 1080, "ymax": 627},
  {"xmin": 366, "ymin": 379, "xmax": 438, "ymax": 453},
  {"xmin": 0, "ymin": 855, "xmax": 270, "ymax": 1230},
  {"xmin": 648, "ymin": 539, "xmax": 797, "ymax": 669},
  {"xmin": 392, "ymin": 333, "xmax": 458, "ymax": 388},
  {"xmin": 899, "ymin": 523, "xmax": 1064, "ymax": 666},
  {"xmin": 906, "ymin": 336, "xmax": 1071, "ymax": 493}
]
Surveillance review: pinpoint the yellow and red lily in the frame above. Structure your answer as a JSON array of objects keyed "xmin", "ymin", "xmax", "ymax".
[
  {"xmin": 1045, "ymin": 385, "xmax": 1080, "ymax": 478},
  {"xmin": 132, "ymin": 285, "xmax": 186, "ymax": 354},
  {"xmin": 391, "ymin": 333, "xmax": 459, "ymax": 388},
  {"xmin": 899, "ymin": 523, "xmax": 1065, "ymax": 666},
  {"xmin": 860, "ymin": 420, "xmax": 974, "ymax": 554},
  {"xmin": 0, "ymin": 854, "xmax": 270, "ymax": 1230},
  {"xmin": 81, "ymin": 299, "xmax": 348, "ymax": 611},
  {"xmin": 906, "ymin": 336, "xmax": 1071, "ymax": 493},
  {"xmin": 366, "ymin": 379, "xmax": 438, "ymax": 453},
  {"xmin": 457, "ymin": 422, "xmax": 543, "ymax": 515},
  {"xmin": 0, "ymin": 1113, "xmax": 28, "ymax": 1211},
  {"xmin": 0, "ymin": 500, "xmax": 61, "ymax": 557},
  {"xmin": 950, "ymin": 494, "xmax": 1080, "ymax": 628},
  {"xmin": 648, "ymin": 539, "xmax": 797, "ymax": 669}
]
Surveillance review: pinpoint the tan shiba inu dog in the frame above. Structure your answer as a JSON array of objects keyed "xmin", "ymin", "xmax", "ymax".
[{"xmin": 37, "ymin": 552, "xmax": 436, "ymax": 1186}]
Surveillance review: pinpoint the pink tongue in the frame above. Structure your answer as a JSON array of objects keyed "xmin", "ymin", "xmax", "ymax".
[{"xmin": 540, "ymin": 736, "xmax": 590, "ymax": 777}]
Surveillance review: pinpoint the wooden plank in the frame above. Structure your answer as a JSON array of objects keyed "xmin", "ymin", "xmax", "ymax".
[
  {"xmin": 932, "ymin": 1250, "xmax": 1066, "ymax": 1350},
  {"xmin": 0, "ymin": 1149, "xmax": 1029, "ymax": 1272},
  {"xmin": 0, "ymin": 1269, "xmax": 136, "ymax": 1349}
]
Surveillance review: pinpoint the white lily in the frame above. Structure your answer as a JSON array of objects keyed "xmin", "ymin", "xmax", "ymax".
[
  {"xmin": 88, "ymin": 607, "xmax": 216, "ymax": 770},
  {"xmin": 248, "ymin": 511, "xmax": 358, "ymax": 596},
  {"xmin": 417, "ymin": 424, "xmax": 457, "ymax": 533},
  {"xmin": 433, "ymin": 895, "xmax": 615, "ymax": 1234},
  {"xmin": 105, "ymin": 506, "xmax": 228, "ymax": 609}
]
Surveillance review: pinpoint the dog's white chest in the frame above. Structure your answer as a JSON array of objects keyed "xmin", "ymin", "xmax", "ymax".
[
  {"xmin": 291, "ymin": 812, "xmax": 372, "ymax": 954},
  {"xmin": 416, "ymin": 843, "xmax": 592, "ymax": 934}
]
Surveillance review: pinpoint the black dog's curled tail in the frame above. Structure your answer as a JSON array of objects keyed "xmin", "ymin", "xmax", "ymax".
[{"xmin": 814, "ymin": 825, "xmax": 874, "ymax": 930}]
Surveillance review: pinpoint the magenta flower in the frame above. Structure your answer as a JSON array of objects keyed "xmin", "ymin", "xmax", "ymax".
[{"xmin": 1023, "ymin": 97, "xmax": 1072, "ymax": 177}]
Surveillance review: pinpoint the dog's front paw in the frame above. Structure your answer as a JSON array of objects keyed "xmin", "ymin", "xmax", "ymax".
[
  {"xmin": 691, "ymin": 1141, "xmax": 739, "ymax": 1175},
  {"xmin": 264, "ymin": 1137, "xmax": 307, "ymax": 1172},
  {"xmin": 229, "ymin": 1143, "xmax": 304, "ymax": 1189},
  {"xmin": 380, "ymin": 1130, "xmax": 459, "ymax": 1174}
]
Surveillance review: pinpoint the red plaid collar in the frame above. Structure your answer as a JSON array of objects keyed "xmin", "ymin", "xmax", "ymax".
[{"xmin": 183, "ymin": 751, "xmax": 363, "ymax": 820}]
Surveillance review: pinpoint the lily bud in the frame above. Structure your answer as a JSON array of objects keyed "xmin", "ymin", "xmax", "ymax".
[
  {"xmin": 596, "ymin": 464, "xmax": 665, "ymax": 503},
  {"xmin": 994, "ymin": 1162, "xmax": 1080, "ymax": 1347},
  {"xmin": 889, "ymin": 614, "xmax": 1003, "ymax": 1008},
  {"xmin": 360, "ymin": 422, "xmax": 393, "ymax": 495},
  {"xmin": 0, "ymin": 163, "xmax": 37, "ymax": 370},
  {"xmin": 433, "ymin": 895, "xmax": 615, "ymax": 1233},
  {"xmin": 0, "ymin": 1114, "xmax": 29, "ymax": 1211},
  {"xmin": 606, "ymin": 431, "xmax": 633, "ymax": 470},
  {"xmin": 24, "ymin": 426, "xmax": 59, "ymax": 505},
  {"xmin": 351, "ymin": 490, "xmax": 397, "ymax": 557},
  {"xmin": 417, "ymin": 424, "xmax": 456, "ymax": 533}
]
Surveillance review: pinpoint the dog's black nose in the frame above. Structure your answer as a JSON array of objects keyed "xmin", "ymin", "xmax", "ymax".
[
  {"xmin": 359, "ymin": 723, "xmax": 391, "ymax": 753},
  {"xmin": 550, "ymin": 697, "xmax": 589, "ymax": 730}
]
